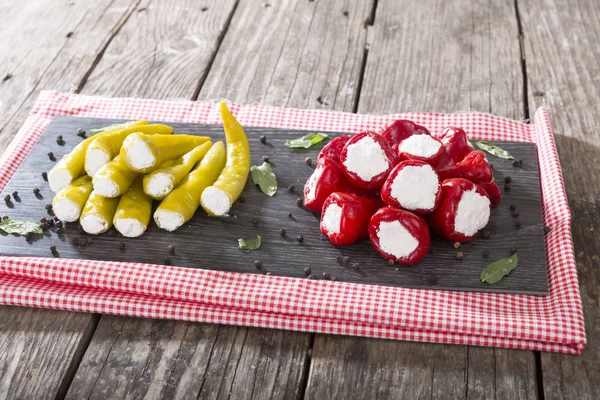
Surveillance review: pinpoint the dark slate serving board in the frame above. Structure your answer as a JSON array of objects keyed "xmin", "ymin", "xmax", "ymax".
[{"xmin": 0, "ymin": 117, "xmax": 549, "ymax": 295}]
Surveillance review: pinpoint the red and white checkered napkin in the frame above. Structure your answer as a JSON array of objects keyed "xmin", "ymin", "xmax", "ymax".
[{"xmin": 0, "ymin": 91, "xmax": 586, "ymax": 354}]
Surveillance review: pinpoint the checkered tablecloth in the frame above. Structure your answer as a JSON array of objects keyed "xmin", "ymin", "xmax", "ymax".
[{"xmin": 0, "ymin": 91, "xmax": 586, "ymax": 354}]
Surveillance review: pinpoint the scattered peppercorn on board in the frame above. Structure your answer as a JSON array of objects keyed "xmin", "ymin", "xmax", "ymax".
[{"xmin": 0, "ymin": 116, "xmax": 549, "ymax": 295}]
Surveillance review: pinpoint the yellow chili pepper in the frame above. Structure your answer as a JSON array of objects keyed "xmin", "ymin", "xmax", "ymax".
[
  {"xmin": 79, "ymin": 190, "xmax": 119, "ymax": 235},
  {"xmin": 85, "ymin": 123, "xmax": 173, "ymax": 177},
  {"xmin": 143, "ymin": 141, "xmax": 213, "ymax": 200},
  {"xmin": 48, "ymin": 120, "xmax": 147, "ymax": 192},
  {"xmin": 51, "ymin": 175, "xmax": 93, "ymax": 222},
  {"xmin": 120, "ymin": 133, "xmax": 210, "ymax": 173},
  {"xmin": 92, "ymin": 155, "xmax": 140, "ymax": 198},
  {"xmin": 113, "ymin": 178, "xmax": 153, "ymax": 238},
  {"xmin": 200, "ymin": 102, "xmax": 250, "ymax": 216},
  {"xmin": 154, "ymin": 141, "xmax": 226, "ymax": 231}
]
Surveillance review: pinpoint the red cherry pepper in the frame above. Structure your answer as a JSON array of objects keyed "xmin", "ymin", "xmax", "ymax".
[
  {"xmin": 303, "ymin": 157, "xmax": 348, "ymax": 212},
  {"xmin": 437, "ymin": 150, "xmax": 493, "ymax": 184},
  {"xmin": 340, "ymin": 131, "xmax": 397, "ymax": 190},
  {"xmin": 439, "ymin": 127, "xmax": 473, "ymax": 165},
  {"xmin": 318, "ymin": 135, "xmax": 351, "ymax": 162},
  {"xmin": 380, "ymin": 160, "xmax": 442, "ymax": 214},
  {"xmin": 380, "ymin": 119, "xmax": 430, "ymax": 153},
  {"xmin": 397, "ymin": 133, "xmax": 444, "ymax": 166},
  {"xmin": 478, "ymin": 180, "xmax": 501, "ymax": 208},
  {"xmin": 368, "ymin": 206, "xmax": 430, "ymax": 265},
  {"xmin": 320, "ymin": 192, "xmax": 384, "ymax": 246},
  {"xmin": 428, "ymin": 178, "xmax": 491, "ymax": 242}
]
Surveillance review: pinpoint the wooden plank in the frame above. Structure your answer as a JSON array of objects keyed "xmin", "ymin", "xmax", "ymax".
[
  {"xmin": 306, "ymin": 0, "xmax": 539, "ymax": 398},
  {"xmin": 68, "ymin": 0, "xmax": 373, "ymax": 398},
  {"xmin": 519, "ymin": 0, "xmax": 600, "ymax": 398},
  {"xmin": 0, "ymin": 1, "xmax": 141, "ymax": 398},
  {"xmin": 1, "ymin": 116, "xmax": 548, "ymax": 294}
]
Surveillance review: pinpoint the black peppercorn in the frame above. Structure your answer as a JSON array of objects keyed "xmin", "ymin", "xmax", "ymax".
[
  {"xmin": 287, "ymin": 185, "xmax": 295, "ymax": 192},
  {"xmin": 336, "ymin": 255, "xmax": 343, "ymax": 264},
  {"xmin": 45, "ymin": 204, "xmax": 52, "ymax": 211},
  {"xmin": 287, "ymin": 212, "xmax": 293, "ymax": 219},
  {"xmin": 164, "ymin": 256, "xmax": 171, "ymax": 265},
  {"xmin": 25, "ymin": 232, "xmax": 33, "ymax": 240},
  {"xmin": 4, "ymin": 194, "xmax": 10, "ymax": 202},
  {"xmin": 509, "ymin": 204, "xmax": 516, "ymax": 211},
  {"xmin": 305, "ymin": 157, "xmax": 312, "ymax": 166},
  {"xmin": 351, "ymin": 262, "xmax": 360, "ymax": 270},
  {"xmin": 504, "ymin": 184, "xmax": 511, "ymax": 192},
  {"xmin": 331, "ymin": 276, "xmax": 338, "ymax": 281},
  {"xmin": 259, "ymin": 135, "xmax": 267, "ymax": 144},
  {"xmin": 296, "ymin": 234, "xmax": 304, "ymax": 243},
  {"xmin": 254, "ymin": 260, "xmax": 263, "ymax": 269},
  {"xmin": 304, "ymin": 267, "xmax": 312, "ymax": 275},
  {"xmin": 86, "ymin": 238, "xmax": 93, "ymax": 245},
  {"xmin": 53, "ymin": 216, "xmax": 59, "ymax": 222},
  {"xmin": 296, "ymin": 198, "xmax": 303, "ymax": 207},
  {"xmin": 120, "ymin": 242, "xmax": 126, "ymax": 250},
  {"xmin": 512, "ymin": 159, "xmax": 521, "ymax": 167},
  {"xmin": 504, "ymin": 176, "xmax": 512, "ymax": 184},
  {"xmin": 40, "ymin": 223, "xmax": 49, "ymax": 231},
  {"xmin": 323, "ymin": 272, "xmax": 331, "ymax": 279},
  {"xmin": 387, "ymin": 259, "xmax": 395, "ymax": 266},
  {"xmin": 342, "ymin": 256, "xmax": 350, "ymax": 264},
  {"xmin": 453, "ymin": 241, "xmax": 461, "ymax": 249},
  {"xmin": 483, "ymin": 230, "xmax": 491, "ymax": 239},
  {"xmin": 2, "ymin": 215, "xmax": 8, "ymax": 220},
  {"xmin": 482, "ymin": 250, "xmax": 490, "ymax": 258},
  {"xmin": 307, "ymin": 274, "xmax": 315, "ymax": 279},
  {"xmin": 48, "ymin": 152, "xmax": 55, "ymax": 161},
  {"xmin": 56, "ymin": 136, "xmax": 64, "ymax": 145},
  {"xmin": 263, "ymin": 155, "xmax": 270, "ymax": 163},
  {"xmin": 12, "ymin": 191, "xmax": 18, "ymax": 198},
  {"xmin": 56, "ymin": 221, "xmax": 63, "ymax": 228},
  {"xmin": 56, "ymin": 227, "xmax": 63, "ymax": 234},
  {"xmin": 543, "ymin": 226, "xmax": 551, "ymax": 234},
  {"xmin": 50, "ymin": 245, "xmax": 56, "ymax": 252},
  {"xmin": 515, "ymin": 220, "xmax": 521, "ymax": 229},
  {"xmin": 252, "ymin": 217, "xmax": 259, "ymax": 225},
  {"xmin": 456, "ymin": 251, "xmax": 464, "ymax": 260},
  {"xmin": 168, "ymin": 244, "xmax": 175, "ymax": 254},
  {"xmin": 279, "ymin": 228, "xmax": 286, "ymax": 236},
  {"xmin": 42, "ymin": 172, "xmax": 48, "ymax": 181},
  {"xmin": 512, "ymin": 209, "xmax": 520, "ymax": 217},
  {"xmin": 33, "ymin": 188, "xmax": 40, "ymax": 195},
  {"xmin": 47, "ymin": 219, "xmax": 54, "ymax": 227},
  {"xmin": 77, "ymin": 128, "xmax": 86, "ymax": 137}
]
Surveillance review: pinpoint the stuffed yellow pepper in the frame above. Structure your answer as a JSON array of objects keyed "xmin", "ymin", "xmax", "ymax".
[
  {"xmin": 154, "ymin": 141, "xmax": 226, "ymax": 231},
  {"xmin": 92, "ymin": 155, "xmax": 140, "ymax": 198},
  {"xmin": 200, "ymin": 102, "xmax": 250, "ymax": 216},
  {"xmin": 143, "ymin": 141, "xmax": 212, "ymax": 200},
  {"xmin": 85, "ymin": 123, "xmax": 173, "ymax": 177},
  {"xmin": 113, "ymin": 178, "xmax": 153, "ymax": 238},
  {"xmin": 120, "ymin": 133, "xmax": 210, "ymax": 174},
  {"xmin": 79, "ymin": 190, "xmax": 119, "ymax": 235},
  {"xmin": 48, "ymin": 120, "xmax": 146, "ymax": 192},
  {"xmin": 51, "ymin": 175, "xmax": 93, "ymax": 222}
]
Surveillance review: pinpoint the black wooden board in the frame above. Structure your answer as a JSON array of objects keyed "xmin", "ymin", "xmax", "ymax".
[{"xmin": 0, "ymin": 116, "xmax": 549, "ymax": 295}]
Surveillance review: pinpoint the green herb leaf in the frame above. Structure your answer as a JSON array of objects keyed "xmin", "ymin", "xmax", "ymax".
[
  {"xmin": 480, "ymin": 252, "xmax": 519, "ymax": 284},
  {"xmin": 251, "ymin": 162, "xmax": 278, "ymax": 196},
  {"xmin": 238, "ymin": 235, "xmax": 262, "ymax": 250},
  {"xmin": 0, "ymin": 218, "xmax": 42, "ymax": 236},
  {"xmin": 285, "ymin": 133, "xmax": 328, "ymax": 149},
  {"xmin": 475, "ymin": 141, "xmax": 515, "ymax": 160},
  {"xmin": 89, "ymin": 122, "xmax": 130, "ymax": 136}
]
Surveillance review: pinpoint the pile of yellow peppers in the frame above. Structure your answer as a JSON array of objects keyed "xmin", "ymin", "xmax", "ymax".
[{"xmin": 48, "ymin": 102, "xmax": 250, "ymax": 237}]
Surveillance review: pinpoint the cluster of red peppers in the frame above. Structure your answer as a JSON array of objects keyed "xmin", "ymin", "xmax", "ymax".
[{"xmin": 304, "ymin": 120, "xmax": 501, "ymax": 265}]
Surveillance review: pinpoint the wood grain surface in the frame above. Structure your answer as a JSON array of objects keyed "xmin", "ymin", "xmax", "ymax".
[{"xmin": 0, "ymin": 116, "xmax": 548, "ymax": 295}]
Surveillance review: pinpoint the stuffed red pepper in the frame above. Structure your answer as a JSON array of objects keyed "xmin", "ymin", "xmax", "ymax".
[
  {"xmin": 340, "ymin": 131, "xmax": 397, "ymax": 190},
  {"xmin": 303, "ymin": 157, "xmax": 348, "ymax": 212},
  {"xmin": 368, "ymin": 206, "xmax": 430, "ymax": 265},
  {"xmin": 436, "ymin": 126, "xmax": 474, "ymax": 169},
  {"xmin": 320, "ymin": 192, "xmax": 383, "ymax": 246},
  {"xmin": 397, "ymin": 132, "xmax": 444, "ymax": 166},
  {"xmin": 437, "ymin": 150, "xmax": 493, "ymax": 184},
  {"xmin": 428, "ymin": 178, "xmax": 491, "ymax": 242},
  {"xmin": 318, "ymin": 135, "xmax": 351, "ymax": 162},
  {"xmin": 380, "ymin": 119, "xmax": 430, "ymax": 153},
  {"xmin": 380, "ymin": 160, "xmax": 442, "ymax": 214}
]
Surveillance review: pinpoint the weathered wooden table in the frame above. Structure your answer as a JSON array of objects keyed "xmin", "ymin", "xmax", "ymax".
[{"xmin": 0, "ymin": 1, "xmax": 597, "ymax": 398}]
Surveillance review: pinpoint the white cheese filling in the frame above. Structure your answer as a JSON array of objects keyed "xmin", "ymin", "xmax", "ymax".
[
  {"xmin": 85, "ymin": 148, "xmax": 111, "ymax": 177},
  {"xmin": 114, "ymin": 217, "xmax": 146, "ymax": 238},
  {"xmin": 399, "ymin": 134, "xmax": 442, "ymax": 158},
  {"xmin": 454, "ymin": 189, "xmax": 491, "ymax": 236},
  {"xmin": 343, "ymin": 136, "xmax": 390, "ymax": 181},
  {"xmin": 145, "ymin": 172, "xmax": 174, "ymax": 198},
  {"xmin": 201, "ymin": 187, "xmax": 232, "ymax": 216},
  {"xmin": 377, "ymin": 220, "xmax": 419, "ymax": 259},
  {"xmin": 48, "ymin": 167, "xmax": 72, "ymax": 193},
  {"xmin": 154, "ymin": 209, "xmax": 185, "ymax": 232},
  {"xmin": 305, "ymin": 165, "xmax": 324, "ymax": 201},
  {"xmin": 322, "ymin": 203, "xmax": 343, "ymax": 234},
  {"xmin": 93, "ymin": 177, "xmax": 120, "ymax": 198},
  {"xmin": 80, "ymin": 215, "xmax": 109, "ymax": 235},
  {"xmin": 53, "ymin": 197, "xmax": 82, "ymax": 222},
  {"xmin": 124, "ymin": 135, "xmax": 156, "ymax": 171},
  {"xmin": 390, "ymin": 164, "xmax": 438, "ymax": 210}
]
